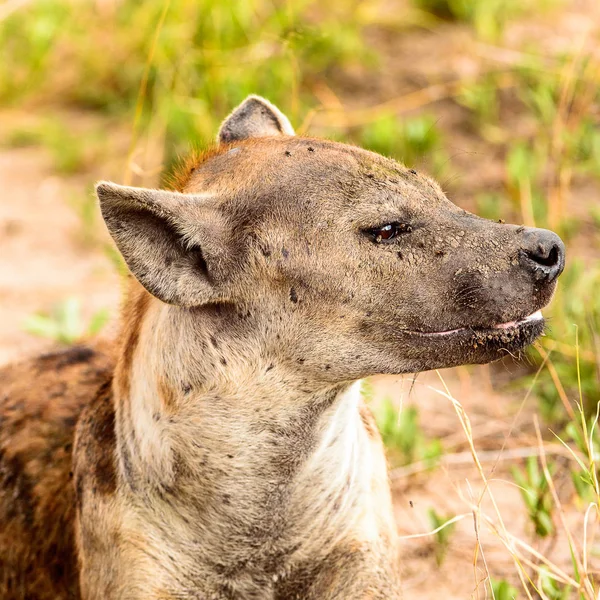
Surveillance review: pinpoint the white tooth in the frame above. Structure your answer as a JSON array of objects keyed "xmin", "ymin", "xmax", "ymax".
[{"xmin": 525, "ymin": 310, "xmax": 543, "ymax": 321}]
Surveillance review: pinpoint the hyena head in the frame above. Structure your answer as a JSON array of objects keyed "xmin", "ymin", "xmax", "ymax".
[{"xmin": 97, "ymin": 96, "xmax": 565, "ymax": 383}]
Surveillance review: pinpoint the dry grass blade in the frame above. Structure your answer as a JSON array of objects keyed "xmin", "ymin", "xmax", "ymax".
[
  {"xmin": 399, "ymin": 513, "xmax": 470, "ymax": 540},
  {"xmin": 534, "ymin": 417, "xmax": 596, "ymax": 598},
  {"xmin": 390, "ymin": 445, "xmax": 576, "ymax": 481},
  {"xmin": 534, "ymin": 343, "xmax": 576, "ymax": 420},
  {"xmin": 431, "ymin": 370, "xmax": 538, "ymax": 598}
]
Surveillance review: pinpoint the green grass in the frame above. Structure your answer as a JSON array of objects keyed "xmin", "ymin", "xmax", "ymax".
[
  {"xmin": 457, "ymin": 73, "xmax": 501, "ymax": 131},
  {"xmin": 426, "ymin": 508, "xmax": 457, "ymax": 566},
  {"xmin": 512, "ymin": 456, "xmax": 555, "ymax": 537},
  {"xmin": 0, "ymin": 0, "xmax": 376, "ymax": 176},
  {"xmin": 531, "ymin": 260, "xmax": 600, "ymax": 424},
  {"xmin": 369, "ymin": 391, "xmax": 443, "ymax": 468},
  {"xmin": 491, "ymin": 578, "xmax": 519, "ymax": 600},
  {"xmin": 23, "ymin": 297, "xmax": 109, "ymax": 345}
]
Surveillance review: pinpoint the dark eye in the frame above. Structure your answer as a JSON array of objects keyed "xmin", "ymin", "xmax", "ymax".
[{"xmin": 367, "ymin": 223, "xmax": 412, "ymax": 243}]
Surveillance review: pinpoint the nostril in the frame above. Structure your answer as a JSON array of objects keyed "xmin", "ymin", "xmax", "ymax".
[
  {"xmin": 527, "ymin": 244, "xmax": 560, "ymax": 268},
  {"xmin": 519, "ymin": 228, "xmax": 565, "ymax": 282}
]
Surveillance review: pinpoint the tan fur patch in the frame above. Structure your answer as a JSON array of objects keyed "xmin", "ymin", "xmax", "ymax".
[
  {"xmin": 115, "ymin": 282, "xmax": 151, "ymax": 399},
  {"xmin": 157, "ymin": 377, "xmax": 177, "ymax": 412}
]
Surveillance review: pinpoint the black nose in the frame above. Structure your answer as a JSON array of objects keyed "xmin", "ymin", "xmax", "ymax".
[{"xmin": 520, "ymin": 228, "xmax": 565, "ymax": 283}]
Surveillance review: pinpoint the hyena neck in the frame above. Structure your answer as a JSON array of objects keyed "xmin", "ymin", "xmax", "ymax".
[{"xmin": 112, "ymin": 286, "xmax": 372, "ymax": 559}]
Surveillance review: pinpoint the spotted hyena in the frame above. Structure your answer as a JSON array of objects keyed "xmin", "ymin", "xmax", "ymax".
[{"xmin": 0, "ymin": 96, "xmax": 565, "ymax": 599}]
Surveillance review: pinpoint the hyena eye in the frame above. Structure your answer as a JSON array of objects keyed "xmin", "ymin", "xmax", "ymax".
[{"xmin": 367, "ymin": 223, "xmax": 413, "ymax": 244}]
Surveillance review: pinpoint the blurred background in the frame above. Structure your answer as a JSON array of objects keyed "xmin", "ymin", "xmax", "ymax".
[{"xmin": 1, "ymin": 0, "xmax": 599, "ymax": 597}]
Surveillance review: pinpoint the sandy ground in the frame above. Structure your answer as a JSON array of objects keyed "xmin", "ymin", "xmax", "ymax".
[{"xmin": 0, "ymin": 145, "xmax": 121, "ymax": 364}]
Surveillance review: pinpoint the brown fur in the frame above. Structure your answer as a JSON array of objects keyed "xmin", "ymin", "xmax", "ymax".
[
  {"xmin": 166, "ymin": 145, "xmax": 230, "ymax": 193},
  {"xmin": 116, "ymin": 284, "xmax": 151, "ymax": 398},
  {"xmin": 0, "ymin": 344, "xmax": 113, "ymax": 600},
  {"xmin": 0, "ymin": 96, "xmax": 565, "ymax": 599}
]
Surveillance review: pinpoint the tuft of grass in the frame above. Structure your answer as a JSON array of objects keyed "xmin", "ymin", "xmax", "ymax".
[
  {"xmin": 539, "ymin": 566, "xmax": 572, "ymax": 600},
  {"xmin": 457, "ymin": 73, "xmax": 501, "ymax": 130},
  {"xmin": 491, "ymin": 578, "xmax": 519, "ymax": 600},
  {"xmin": 23, "ymin": 297, "xmax": 109, "ymax": 344},
  {"xmin": 426, "ymin": 508, "xmax": 457, "ymax": 566},
  {"xmin": 371, "ymin": 395, "xmax": 443, "ymax": 468},
  {"xmin": 416, "ymin": 368, "xmax": 600, "ymax": 599},
  {"xmin": 564, "ymin": 420, "xmax": 599, "ymax": 504},
  {"xmin": 511, "ymin": 456, "xmax": 555, "ymax": 538}
]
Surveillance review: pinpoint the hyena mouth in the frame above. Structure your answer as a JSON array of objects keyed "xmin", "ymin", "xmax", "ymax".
[
  {"xmin": 406, "ymin": 310, "xmax": 545, "ymax": 359},
  {"xmin": 415, "ymin": 310, "xmax": 544, "ymax": 338}
]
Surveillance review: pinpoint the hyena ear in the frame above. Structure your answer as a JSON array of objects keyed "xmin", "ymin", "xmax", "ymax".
[
  {"xmin": 96, "ymin": 182, "xmax": 233, "ymax": 307},
  {"xmin": 217, "ymin": 95, "xmax": 295, "ymax": 144}
]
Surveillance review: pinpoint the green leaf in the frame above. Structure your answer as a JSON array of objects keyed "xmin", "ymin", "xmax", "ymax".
[
  {"xmin": 88, "ymin": 308, "xmax": 110, "ymax": 337},
  {"xmin": 22, "ymin": 314, "xmax": 59, "ymax": 340}
]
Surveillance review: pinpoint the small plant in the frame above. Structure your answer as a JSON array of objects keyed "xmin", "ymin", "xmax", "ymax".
[
  {"xmin": 562, "ymin": 419, "xmax": 599, "ymax": 505},
  {"xmin": 371, "ymin": 394, "xmax": 443, "ymax": 467},
  {"xmin": 490, "ymin": 578, "xmax": 519, "ymax": 600},
  {"xmin": 23, "ymin": 297, "xmax": 109, "ymax": 344},
  {"xmin": 426, "ymin": 508, "xmax": 456, "ymax": 566},
  {"xmin": 538, "ymin": 565, "xmax": 572, "ymax": 600},
  {"xmin": 511, "ymin": 457, "xmax": 555, "ymax": 537}
]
